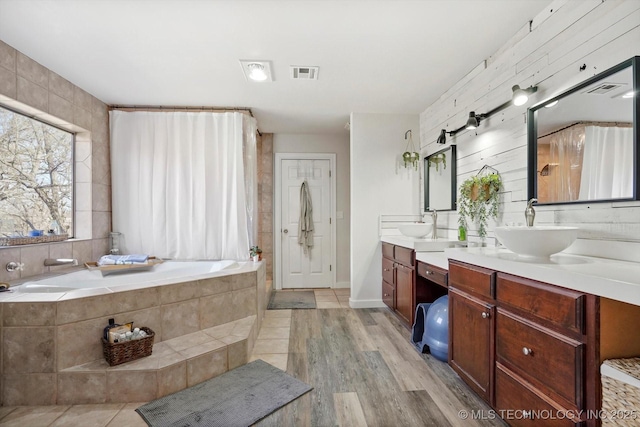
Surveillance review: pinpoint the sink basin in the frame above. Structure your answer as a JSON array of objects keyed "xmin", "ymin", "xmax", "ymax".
[
  {"xmin": 495, "ymin": 226, "xmax": 578, "ymax": 259},
  {"xmin": 398, "ymin": 223, "xmax": 432, "ymax": 238}
]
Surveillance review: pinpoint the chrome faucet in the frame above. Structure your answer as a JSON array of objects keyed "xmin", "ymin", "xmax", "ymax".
[
  {"xmin": 44, "ymin": 258, "xmax": 78, "ymax": 267},
  {"xmin": 525, "ymin": 198, "xmax": 537, "ymax": 227},
  {"xmin": 430, "ymin": 209, "xmax": 438, "ymax": 240}
]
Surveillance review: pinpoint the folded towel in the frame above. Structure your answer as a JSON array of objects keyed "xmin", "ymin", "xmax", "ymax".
[{"xmin": 97, "ymin": 254, "xmax": 149, "ymax": 266}]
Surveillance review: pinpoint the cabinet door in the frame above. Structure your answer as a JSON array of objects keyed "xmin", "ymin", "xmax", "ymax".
[
  {"xmin": 382, "ymin": 280, "xmax": 395, "ymax": 309},
  {"xmin": 396, "ymin": 264, "xmax": 414, "ymax": 324},
  {"xmin": 449, "ymin": 287, "xmax": 495, "ymax": 404}
]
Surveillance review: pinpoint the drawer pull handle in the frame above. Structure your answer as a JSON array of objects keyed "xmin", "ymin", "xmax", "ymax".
[
  {"xmin": 522, "ymin": 347, "xmax": 533, "ymax": 356},
  {"xmin": 425, "ymin": 270, "xmax": 432, "ymax": 275},
  {"xmin": 481, "ymin": 312, "xmax": 490, "ymax": 319},
  {"xmin": 384, "ymin": 293, "xmax": 389, "ymax": 297},
  {"xmin": 383, "ymin": 268, "xmax": 390, "ymax": 271}
]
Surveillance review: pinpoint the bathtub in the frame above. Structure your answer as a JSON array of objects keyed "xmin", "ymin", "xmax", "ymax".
[{"xmin": 15, "ymin": 260, "xmax": 243, "ymax": 293}]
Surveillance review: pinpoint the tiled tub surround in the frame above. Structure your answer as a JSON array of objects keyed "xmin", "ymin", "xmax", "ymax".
[{"xmin": 0, "ymin": 261, "xmax": 268, "ymax": 406}]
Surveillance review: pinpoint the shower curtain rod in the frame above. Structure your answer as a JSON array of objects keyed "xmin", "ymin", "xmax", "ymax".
[
  {"xmin": 109, "ymin": 105, "xmax": 252, "ymax": 114},
  {"xmin": 538, "ymin": 120, "xmax": 631, "ymax": 139},
  {"xmin": 108, "ymin": 105, "xmax": 262, "ymax": 135}
]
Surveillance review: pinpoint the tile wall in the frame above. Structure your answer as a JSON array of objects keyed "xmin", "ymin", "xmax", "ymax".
[
  {"xmin": 0, "ymin": 39, "xmax": 112, "ymax": 282},
  {"xmin": 257, "ymin": 133, "xmax": 273, "ymax": 281}
]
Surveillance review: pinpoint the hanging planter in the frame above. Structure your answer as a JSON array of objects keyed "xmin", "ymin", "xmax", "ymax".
[
  {"xmin": 401, "ymin": 130, "xmax": 420, "ymax": 170},
  {"xmin": 427, "ymin": 153, "xmax": 446, "ymax": 172},
  {"xmin": 458, "ymin": 168, "xmax": 502, "ymax": 239}
]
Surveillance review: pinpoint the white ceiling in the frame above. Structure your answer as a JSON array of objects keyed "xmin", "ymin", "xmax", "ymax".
[{"xmin": 0, "ymin": 0, "xmax": 553, "ymax": 134}]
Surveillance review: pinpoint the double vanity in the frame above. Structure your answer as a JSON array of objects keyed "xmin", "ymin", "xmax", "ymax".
[{"xmin": 380, "ymin": 235, "xmax": 640, "ymax": 427}]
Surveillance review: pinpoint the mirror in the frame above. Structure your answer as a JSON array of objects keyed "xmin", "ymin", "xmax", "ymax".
[
  {"xmin": 424, "ymin": 145, "xmax": 457, "ymax": 211},
  {"xmin": 528, "ymin": 56, "xmax": 639, "ymax": 205}
]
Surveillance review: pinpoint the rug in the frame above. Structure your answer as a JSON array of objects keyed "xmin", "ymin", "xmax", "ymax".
[
  {"xmin": 267, "ymin": 290, "xmax": 316, "ymax": 310},
  {"xmin": 136, "ymin": 359, "xmax": 312, "ymax": 427}
]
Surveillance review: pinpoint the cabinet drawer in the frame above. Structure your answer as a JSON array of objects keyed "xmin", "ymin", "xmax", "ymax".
[
  {"xmin": 496, "ymin": 309, "xmax": 583, "ymax": 408},
  {"xmin": 497, "ymin": 273, "xmax": 584, "ymax": 334},
  {"xmin": 417, "ymin": 262, "xmax": 447, "ymax": 287},
  {"xmin": 382, "ymin": 257, "xmax": 394, "ymax": 284},
  {"xmin": 449, "ymin": 260, "xmax": 494, "ymax": 299},
  {"xmin": 382, "ymin": 280, "xmax": 395, "ymax": 308},
  {"xmin": 382, "ymin": 242, "xmax": 394, "ymax": 259},
  {"xmin": 395, "ymin": 246, "xmax": 414, "ymax": 267},
  {"xmin": 495, "ymin": 364, "xmax": 582, "ymax": 427}
]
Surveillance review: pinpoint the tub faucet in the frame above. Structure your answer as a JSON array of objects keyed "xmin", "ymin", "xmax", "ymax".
[
  {"xmin": 525, "ymin": 198, "xmax": 537, "ymax": 227},
  {"xmin": 44, "ymin": 258, "xmax": 78, "ymax": 267}
]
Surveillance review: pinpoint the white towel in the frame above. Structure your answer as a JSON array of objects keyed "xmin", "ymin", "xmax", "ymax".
[
  {"xmin": 97, "ymin": 254, "xmax": 149, "ymax": 266},
  {"xmin": 298, "ymin": 180, "xmax": 314, "ymax": 254}
]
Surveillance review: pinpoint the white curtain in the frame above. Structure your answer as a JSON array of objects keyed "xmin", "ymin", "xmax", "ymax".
[
  {"xmin": 579, "ymin": 126, "xmax": 633, "ymax": 200},
  {"xmin": 548, "ymin": 124, "xmax": 585, "ymax": 202},
  {"xmin": 110, "ymin": 111, "xmax": 258, "ymax": 260}
]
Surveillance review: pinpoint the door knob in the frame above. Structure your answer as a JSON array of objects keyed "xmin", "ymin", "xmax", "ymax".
[{"xmin": 283, "ymin": 229, "xmax": 288, "ymax": 234}]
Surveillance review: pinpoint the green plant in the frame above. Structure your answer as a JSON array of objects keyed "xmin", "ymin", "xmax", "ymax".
[
  {"xmin": 249, "ymin": 246, "xmax": 262, "ymax": 258},
  {"xmin": 458, "ymin": 173, "xmax": 502, "ymax": 239}
]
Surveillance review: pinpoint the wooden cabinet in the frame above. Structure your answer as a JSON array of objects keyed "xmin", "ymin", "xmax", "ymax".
[
  {"xmin": 448, "ymin": 260, "xmax": 496, "ymax": 404},
  {"xmin": 449, "ymin": 287, "xmax": 495, "ymax": 403},
  {"xmin": 449, "ymin": 261, "xmax": 599, "ymax": 427},
  {"xmin": 381, "ymin": 242, "xmax": 415, "ymax": 325}
]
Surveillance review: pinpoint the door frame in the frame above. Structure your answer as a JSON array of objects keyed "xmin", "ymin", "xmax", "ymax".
[{"xmin": 274, "ymin": 153, "xmax": 337, "ymax": 290}]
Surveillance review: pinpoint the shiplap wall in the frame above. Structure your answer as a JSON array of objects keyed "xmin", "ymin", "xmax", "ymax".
[{"xmin": 419, "ymin": 0, "xmax": 640, "ymax": 248}]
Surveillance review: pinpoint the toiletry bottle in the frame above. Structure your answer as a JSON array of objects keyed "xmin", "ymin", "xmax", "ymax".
[{"xmin": 103, "ymin": 318, "xmax": 120, "ymax": 340}]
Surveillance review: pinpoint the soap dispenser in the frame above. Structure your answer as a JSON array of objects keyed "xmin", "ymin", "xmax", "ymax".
[{"xmin": 525, "ymin": 198, "xmax": 537, "ymax": 227}]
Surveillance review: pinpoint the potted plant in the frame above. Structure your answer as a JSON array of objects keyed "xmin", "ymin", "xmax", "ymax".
[
  {"xmin": 458, "ymin": 173, "xmax": 502, "ymax": 239},
  {"xmin": 249, "ymin": 246, "xmax": 263, "ymax": 261}
]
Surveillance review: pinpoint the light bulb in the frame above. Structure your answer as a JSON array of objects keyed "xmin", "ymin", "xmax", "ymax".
[{"xmin": 248, "ymin": 63, "xmax": 267, "ymax": 81}]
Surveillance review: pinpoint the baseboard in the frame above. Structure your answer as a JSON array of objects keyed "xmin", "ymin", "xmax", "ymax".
[
  {"xmin": 334, "ymin": 281, "xmax": 350, "ymax": 289},
  {"xmin": 348, "ymin": 298, "xmax": 387, "ymax": 309}
]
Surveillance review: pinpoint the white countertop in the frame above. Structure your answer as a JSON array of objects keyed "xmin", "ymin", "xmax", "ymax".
[
  {"xmin": 381, "ymin": 235, "xmax": 640, "ymax": 306},
  {"xmin": 381, "ymin": 235, "xmax": 462, "ymax": 253},
  {"xmin": 444, "ymin": 247, "xmax": 640, "ymax": 307},
  {"xmin": 415, "ymin": 252, "xmax": 449, "ymax": 270}
]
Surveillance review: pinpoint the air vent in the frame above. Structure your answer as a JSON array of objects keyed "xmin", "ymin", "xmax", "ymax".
[
  {"xmin": 583, "ymin": 82, "xmax": 624, "ymax": 95},
  {"xmin": 290, "ymin": 66, "xmax": 319, "ymax": 80}
]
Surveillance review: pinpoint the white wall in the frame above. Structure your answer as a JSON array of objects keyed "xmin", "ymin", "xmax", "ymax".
[
  {"xmin": 350, "ymin": 113, "xmax": 420, "ymax": 307},
  {"xmin": 273, "ymin": 133, "xmax": 351, "ymax": 286},
  {"xmin": 420, "ymin": 0, "xmax": 640, "ymax": 254}
]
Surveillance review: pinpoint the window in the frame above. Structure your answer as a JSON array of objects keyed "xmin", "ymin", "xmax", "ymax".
[{"xmin": 0, "ymin": 106, "xmax": 74, "ymax": 238}]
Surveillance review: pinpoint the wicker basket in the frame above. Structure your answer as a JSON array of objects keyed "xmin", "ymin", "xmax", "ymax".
[
  {"xmin": 601, "ymin": 357, "xmax": 640, "ymax": 426},
  {"xmin": 0, "ymin": 234, "xmax": 69, "ymax": 246},
  {"xmin": 102, "ymin": 327, "xmax": 155, "ymax": 366}
]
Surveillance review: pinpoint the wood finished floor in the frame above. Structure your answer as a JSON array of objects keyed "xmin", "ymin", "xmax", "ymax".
[
  {"xmin": 0, "ymin": 291, "xmax": 505, "ymax": 426},
  {"xmin": 256, "ymin": 306, "xmax": 506, "ymax": 427}
]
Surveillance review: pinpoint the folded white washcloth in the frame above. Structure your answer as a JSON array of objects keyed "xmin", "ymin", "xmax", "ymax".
[{"xmin": 97, "ymin": 254, "xmax": 149, "ymax": 266}]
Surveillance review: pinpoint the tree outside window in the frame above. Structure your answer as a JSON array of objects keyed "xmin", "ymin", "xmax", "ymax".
[{"xmin": 0, "ymin": 106, "xmax": 74, "ymax": 238}]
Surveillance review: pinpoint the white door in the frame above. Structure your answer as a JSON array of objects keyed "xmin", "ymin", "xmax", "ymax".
[{"xmin": 279, "ymin": 158, "xmax": 333, "ymax": 288}]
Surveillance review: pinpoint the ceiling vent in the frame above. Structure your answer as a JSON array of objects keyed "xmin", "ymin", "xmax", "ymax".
[
  {"xmin": 290, "ymin": 66, "xmax": 319, "ymax": 80},
  {"xmin": 583, "ymin": 82, "xmax": 624, "ymax": 95}
]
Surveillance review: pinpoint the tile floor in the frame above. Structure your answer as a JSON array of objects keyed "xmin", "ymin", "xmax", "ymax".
[{"xmin": 0, "ymin": 288, "xmax": 350, "ymax": 427}]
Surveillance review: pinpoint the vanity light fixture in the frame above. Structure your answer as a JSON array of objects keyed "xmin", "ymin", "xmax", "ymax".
[
  {"xmin": 446, "ymin": 83, "xmax": 539, "ymax": 136},
  {"xmin": 465, "ymin": 112, "xmax": 480, "ymax": 130},
  {"xmin": 239, "ymin": 60, "xmax": 273, "ymax": 82},
  {"xmin": 512, "ymin": 85, "xmax": 538, "ymax": 106}
]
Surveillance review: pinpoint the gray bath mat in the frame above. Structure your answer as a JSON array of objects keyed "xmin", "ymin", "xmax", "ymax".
[
  {"xmin": 136, "ymin": 359, "xmax": 312, "ymax": 427},
  {"xmin": 268, "ymin": 291, "xmax": 316, "ymax": 310}
]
